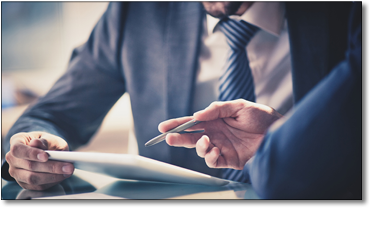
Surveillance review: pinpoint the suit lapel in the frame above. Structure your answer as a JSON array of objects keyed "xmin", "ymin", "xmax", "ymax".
[
  {"xmin": 165, "ymin": 2, "xmax": 204, "ymax": 119},
  {"xmin": 286, "ymin": 2, "xmax": 330, "ymax": 103}
]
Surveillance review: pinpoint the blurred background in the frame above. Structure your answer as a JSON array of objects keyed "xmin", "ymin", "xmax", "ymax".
[{"xmin": 2, "ymin": 2, "xmax": 138, "ymax": 158}]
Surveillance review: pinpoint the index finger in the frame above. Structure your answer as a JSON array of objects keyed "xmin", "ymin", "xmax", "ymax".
[
  {"xmin": 9, "ymin": 142, "xmax": 48, "ymax": 162},
  {"xmin": 158, "ymin": 116, "xmax": 194, "ymax": 133},
  {"xmin": 193, "ymin": 100, "xmax": 246, "ymax": 121}
]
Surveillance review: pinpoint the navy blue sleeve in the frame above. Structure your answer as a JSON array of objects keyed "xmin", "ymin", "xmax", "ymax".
[
  {"xmin": 244, "ymin": 3, "xmax": 362, "ymax": 199},
  {"xmin": 2, "ymin": 3, "xmax": 128, "ymax": 180}
]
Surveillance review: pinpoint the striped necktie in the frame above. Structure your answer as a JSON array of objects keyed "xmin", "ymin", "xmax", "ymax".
[
  {"xmin": 218, "ymin": 18, "xmax": 259, "ymax": 183},
  {"xmin": 218, "ymin": 17, "xmax": 259, "ymax": 102}
]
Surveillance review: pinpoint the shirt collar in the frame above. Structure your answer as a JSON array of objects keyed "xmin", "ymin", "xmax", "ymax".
[{"xmin": 207, "ymin": 2, "xmax": 285, "ymax": 37}]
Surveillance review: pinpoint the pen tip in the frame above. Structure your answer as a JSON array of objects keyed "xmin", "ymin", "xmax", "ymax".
[{"xmin": 144, "ymin": 141, "xmax": 154, "ymax": 147}]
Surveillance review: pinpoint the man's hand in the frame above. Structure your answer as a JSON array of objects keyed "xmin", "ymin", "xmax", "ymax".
[
  {"xmin": 159, "ymin": 99, "xmax": 283, "ymax": 170},
  {"xmin": 5, "ymin": 131, "xmax": 74, "ymax": 191}
]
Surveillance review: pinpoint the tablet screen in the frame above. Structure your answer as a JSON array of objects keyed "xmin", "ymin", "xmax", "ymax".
[{"xmin": 46, "ymin": 151, "xmax": 229, "ymax": 186}]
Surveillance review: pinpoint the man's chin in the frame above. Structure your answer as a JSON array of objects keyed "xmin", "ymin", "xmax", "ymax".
[{"xmin": 201, "ymin": 2, "xmax": 243, "ymax": 18}]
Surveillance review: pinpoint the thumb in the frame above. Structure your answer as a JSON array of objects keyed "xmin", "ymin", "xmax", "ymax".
[
  {"xmin": 193, "ymin": 100, "xmax": 246, "ymax": 121},
  {"xmin": 29, "ymin": 138, "xmax": 48, "ymax": 150},
  {"xmin": 29, "ymin": 132, "xmax": 69, "ymax": 151}
]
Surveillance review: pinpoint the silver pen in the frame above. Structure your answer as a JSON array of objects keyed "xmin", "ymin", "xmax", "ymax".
[{"xmin": 145, "ymin": 119, "xmax": 201, "ymax": 147}]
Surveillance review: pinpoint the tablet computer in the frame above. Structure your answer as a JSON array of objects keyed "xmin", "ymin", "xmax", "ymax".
[{"xmin": 46, "ymin": 151, "xmax": 229, "ymax": 186}]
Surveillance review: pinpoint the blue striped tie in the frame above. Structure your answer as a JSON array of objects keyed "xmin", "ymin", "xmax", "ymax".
[
  {"xmin": 218, "ymin": 18, "xmax": 259, "ymax": 102},
  {"xmin": 219, "ymin": 18, "xmax": 259, "ymax": 183}
]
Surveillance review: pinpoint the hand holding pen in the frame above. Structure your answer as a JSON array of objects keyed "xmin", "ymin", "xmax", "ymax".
[{"xmin": 153, "ymin": 100, "xmax": 283, "ymax": 170}]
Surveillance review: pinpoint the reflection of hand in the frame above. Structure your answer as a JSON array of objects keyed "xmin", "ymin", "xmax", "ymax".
[
  {"xmin": 16, "ymin": 184, "xmax": 66, "ymax": 199},
  {"xmin": 159, "ymin": 99, "xmax": 282, "ymax": 170},
  {"xmin": 5, "ymin": 132, "xmax": 74, "ymax": 190}
]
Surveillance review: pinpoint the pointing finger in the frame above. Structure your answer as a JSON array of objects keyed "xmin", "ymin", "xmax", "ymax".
[
  {"xmin": 193, "ymin": 100, "xmax": 246, "ymax": 121},
  {"xmin": 158, "ymin": 116, "xmax": 194, "ymax": 133}
]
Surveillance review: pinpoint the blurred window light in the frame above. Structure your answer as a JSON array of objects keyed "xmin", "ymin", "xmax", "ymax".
[
  {"xmin": 2, "ymin": 2, "xmax": 64, "ymax": 71},
  {"xmin": 1, "ymin": 79, "xmax": 16, "ymax": 108},
  {"xmin": 1, "ymin": 2, "xmax": 108, "ymax": 108}
]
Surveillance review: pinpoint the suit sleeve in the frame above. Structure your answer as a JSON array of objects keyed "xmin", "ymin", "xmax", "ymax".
[
  {"xmin": 243, "ymin": 3, "xmax": 362, "ymax": 199},
  {"xmin": 2, "ymin": 3, "xmax": 128, "ymax": 180}
]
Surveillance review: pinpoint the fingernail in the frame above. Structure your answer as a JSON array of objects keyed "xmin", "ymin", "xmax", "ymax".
[
  {"xmin": 63, "ymin": 174, "xmax": 71, "ymax": 178},
  {"xmin": 62, "ymin": 165, "xmax": 72, "ymax": 173},
  {"xmin": 37, "ymin": 153, "xmax": 46, "ymax": 161}
]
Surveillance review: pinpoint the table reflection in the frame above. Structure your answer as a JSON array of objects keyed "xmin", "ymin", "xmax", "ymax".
[
  {"xmin": 2, "ymin": 175, "xmax": 96, "ymax": 200},
  {"xmin": 96, "ymin": 179, "xmax": 258, "ymax": 199},
  {"xmin": 2, "ymin": 173, "xmax": 259, "ymax": 199}
]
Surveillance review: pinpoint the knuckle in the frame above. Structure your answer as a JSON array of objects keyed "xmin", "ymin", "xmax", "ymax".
[
  {"xmin": 25, "ymin": 160, "xmax": 34, "ymax": 170},
  {"xmin": 11, "ymin": 143, "xmax": 38, "ymax": 160},
  {"xmin": 26, "ymin": 174, "xmax": 39, "ymax": 185},
  {"xmin": 209, "ymin": 101, "xmax": 222, "ymax": 110},
  {"xmin": 27, "ymin": 149, "xmax": 35, "ymax": 159},
  {"xmin": 5, "ymin": 152, "xmax": 12, "ymax": 163},
  {"xmin": 231, "ymin": 99, "xmax": 245, "ymax": 109},
  {"xmin": 211, "ymin": 101, "xmax": 221, "ymax": 108},
  {"xmin": 28, "ymin": 148, "xmax": 42, "ymax": 161},
  {"xmin": 47, "ymin": 163, "xmax": 56, "ymax": 174},
  {"xmin": 238, "ymin": 99, "xmax": 246, "ymax": 104},
  {"xmin": 9, "ymin": 143, "xmax": 19, "ymax": 155}
]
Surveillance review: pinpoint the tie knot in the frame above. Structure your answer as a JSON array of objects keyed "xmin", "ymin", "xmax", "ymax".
[{"xmin": 219, "ymin": 18, "xmax": 259, "ymax": 50}]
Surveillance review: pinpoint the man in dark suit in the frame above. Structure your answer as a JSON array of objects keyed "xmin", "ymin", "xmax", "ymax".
[
  {"xmin": 2, "ymin": 2, "xmax": 361, "ymax": 196},
  {"xmin": 160, "ymin": 2, "xmax": 362, "ymax": 199}
]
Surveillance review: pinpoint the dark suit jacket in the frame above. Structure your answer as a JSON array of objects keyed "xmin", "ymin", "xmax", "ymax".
[
  {"xmin": 244, "ymin": 2, "xmax": 362, "ymax": 199},
  {"xmin": 2, "ymin": 2, "xmax": 362, "ymax": 199}
]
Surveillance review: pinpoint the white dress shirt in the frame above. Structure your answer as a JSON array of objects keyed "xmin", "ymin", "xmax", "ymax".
[{"xmin": 192, "ymin": 2, "xmax": 293, "ymax": 115}]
